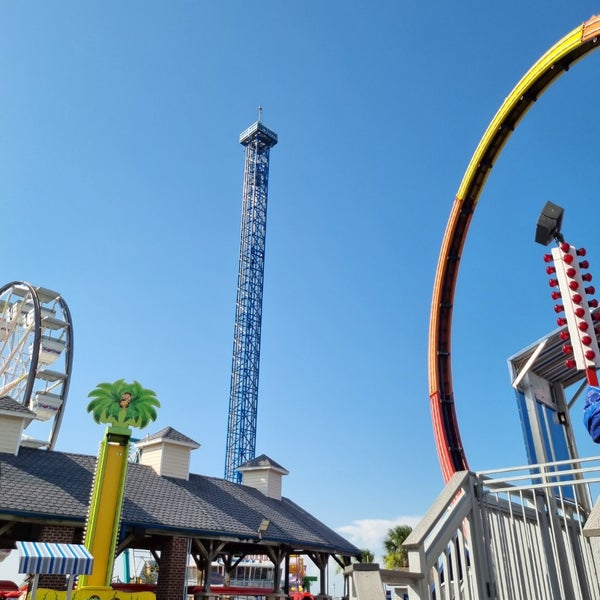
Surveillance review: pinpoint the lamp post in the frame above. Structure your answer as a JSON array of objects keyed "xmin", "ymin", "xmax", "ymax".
[{"xmin": 536, "ymin": 201, "xmax": 600, "ymax": 387}]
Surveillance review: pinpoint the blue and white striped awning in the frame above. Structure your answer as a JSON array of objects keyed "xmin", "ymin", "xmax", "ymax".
[{"xmin": 17, "ymin": 542, "xmax": 94, "ymax": 575}]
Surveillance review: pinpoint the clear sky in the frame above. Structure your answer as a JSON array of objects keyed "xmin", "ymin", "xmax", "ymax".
[{"xmin": 2, "ymin": 0, "xmax": 600, "ymax": 583}]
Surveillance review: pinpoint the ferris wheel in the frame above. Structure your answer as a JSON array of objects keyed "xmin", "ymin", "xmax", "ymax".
[{"xmin": 0, "ymin": 281, "xmax": 73, "ymax": 450}]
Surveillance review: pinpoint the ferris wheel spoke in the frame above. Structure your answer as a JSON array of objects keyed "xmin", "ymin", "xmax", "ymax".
[
  {"xmin": 0, "ymin": 324, "xmax": 34, "ymax": 375},
  {"xmin": 0, "ymin": 371, "xmax": 29, "ymax": 397}
]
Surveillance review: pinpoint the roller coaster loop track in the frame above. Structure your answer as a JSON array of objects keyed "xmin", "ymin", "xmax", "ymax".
[{"xmin": 429, "ymin": 15, "xmax": 600, "ymax": 483}]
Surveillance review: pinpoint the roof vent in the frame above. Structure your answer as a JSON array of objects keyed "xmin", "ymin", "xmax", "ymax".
[
  {"xmin": 135, "ymin": 426, "xmax": 200, "ymax": 480},
  {"xmin": 237, "ymin": 454, "xmax": 289, "ymax": 500}
]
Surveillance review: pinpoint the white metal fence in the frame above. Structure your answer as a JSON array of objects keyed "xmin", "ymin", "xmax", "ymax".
[{"xmin": 346, "ymin": 456, "xmax": 600, "ymax": 600}]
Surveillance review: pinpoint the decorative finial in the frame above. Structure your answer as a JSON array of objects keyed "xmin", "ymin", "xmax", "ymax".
[{"xmin": 258, "ymin": 106, "xmax": 263, "ymax": 122}]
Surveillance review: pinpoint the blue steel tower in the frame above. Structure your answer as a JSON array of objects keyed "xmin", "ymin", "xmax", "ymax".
[{"xmin": 225, "ymin": 111, "xmax": 278, "ymax": 483}]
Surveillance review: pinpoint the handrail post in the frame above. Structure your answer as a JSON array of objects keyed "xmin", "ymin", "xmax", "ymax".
[{"xmin": 469, "ymin": 474, "xmax": 496, "ymax": 599}]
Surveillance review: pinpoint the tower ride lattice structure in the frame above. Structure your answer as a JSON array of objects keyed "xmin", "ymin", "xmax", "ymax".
[{"xmin": 225, "ymin": 114, "xmax": 278, "ymax": 483}]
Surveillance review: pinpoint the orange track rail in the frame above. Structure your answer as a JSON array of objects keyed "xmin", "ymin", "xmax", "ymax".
[{"xmin": 429, "ymin": 15, "xmax": 600, "ymax": 482}]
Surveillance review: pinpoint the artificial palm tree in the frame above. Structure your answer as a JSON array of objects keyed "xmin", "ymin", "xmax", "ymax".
[
  {"xmin": 87, "ymin": 378, "xmax": 160, "ymax": 429},
  {"xmin": 81, "ymin": 379, "xmax": 160, "ymax": 588}
]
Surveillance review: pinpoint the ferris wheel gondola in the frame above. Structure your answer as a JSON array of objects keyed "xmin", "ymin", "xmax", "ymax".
[{"xmin": 0, "ymin": 281, "xmax": 73, "ymax": 450}]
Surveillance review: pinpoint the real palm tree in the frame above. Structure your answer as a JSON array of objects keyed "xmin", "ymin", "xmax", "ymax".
[
  {"xmin": 383, "ymin": 525, "xmax": 413, "ymax": 569},
  {"xmin": 335, "ymin": 549, "xmax": 374, "ymax": 577},
  {"xmin": 87, "ymin": 379, "xmax": 160, "ymax": 429}
]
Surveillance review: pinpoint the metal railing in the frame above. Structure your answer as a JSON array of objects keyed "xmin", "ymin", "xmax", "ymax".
[{"xmin": 346, "ymin": 456, "xmax": 600, "ymax": 600}]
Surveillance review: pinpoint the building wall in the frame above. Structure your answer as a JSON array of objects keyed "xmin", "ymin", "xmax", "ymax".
[
  {"xmin": 0, "ymin": 415, "xmax": 23, "ymax": 455},
  {"xmin": 242, "ymin": 471, "xmax": 282, "ymax": 500},
  {"xmin": 159, "ymin": 445, "xmax": 190, "ymax": 480},
  {"xmin": 140, "ymin": 444, "xmax": 190, "ymax": 480},
  {"xmin": 155, "ymin": 536, "xmax": 189, "ymax": 600},
  {"xmin": 139, "ymin": 446, "xmax": 163, "ymax": 473}
]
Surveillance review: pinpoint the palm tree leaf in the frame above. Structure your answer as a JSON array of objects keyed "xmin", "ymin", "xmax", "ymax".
[
  {"xmin": 114, "ymin": 379, "xmax": 128, "ymax": 397},
  {"xmin": 130, "ymin": 380, "xmax": 143, "ymax": 399},
  {"xmin": 144, "ymin": 405, "xmax": 158, "ymax": 421},
  {"xmin": 90, "ymin": 381, "xmax": 119, "ymax": 398},
  {"xmin": 87, "ymin": 395, "xmax": 113, "ymax": 415}
]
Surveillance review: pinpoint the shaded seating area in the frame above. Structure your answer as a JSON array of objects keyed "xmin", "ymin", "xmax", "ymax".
[{"xmin": 0, "ymin": 440, "xmax": 360, "ymax": 600}]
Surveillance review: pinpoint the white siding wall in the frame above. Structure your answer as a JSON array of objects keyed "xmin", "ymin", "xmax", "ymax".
[
  {"xmin": 242, "ymin": 470, "xmax": 282, "ymax": 499},
  {"xmin": 159, "ymin": 444, "xmax": 191, "ymax": 480},
  {"xmin": 139, "ymin": 446, "xmax": 163, "ymax": 472},
  {"xmin": 0, "ymin": 415, "xmax": 23, "ymax": 455},
  {"xmin": 139, "ymin": 443, "xmax": 191, "ymax": 480}
]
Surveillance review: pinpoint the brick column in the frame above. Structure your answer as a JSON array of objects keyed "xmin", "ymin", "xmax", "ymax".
[
  {"xmin": 156, "ymin": 536, "xmax": 189, "ymax": 600},
  {"xmin": 37, "ymin": 525, "xmax": 81, "ymax": 590}
]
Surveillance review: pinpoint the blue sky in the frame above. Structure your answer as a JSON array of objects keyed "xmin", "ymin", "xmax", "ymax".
[{"xmin": 2, "ymin": 0, "xmax": 600, "ymax": 582}]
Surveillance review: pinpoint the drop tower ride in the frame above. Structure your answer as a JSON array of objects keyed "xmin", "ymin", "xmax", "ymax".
[{"xmin": 225, "ymin": 110, "xmax": 278, "ymax": 483}]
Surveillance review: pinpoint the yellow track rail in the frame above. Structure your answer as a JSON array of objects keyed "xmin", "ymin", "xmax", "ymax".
[{"xmin": 429, "ymin": 15, "xmax": 600, "ymax": 482}]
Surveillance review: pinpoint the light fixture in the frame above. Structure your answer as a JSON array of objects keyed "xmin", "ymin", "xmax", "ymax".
[
  {"xmin": 535, "ymin": 201, "xmax": 564, "ymax": 246},
  {"xmin": 257, "ymin": 518, "xmax": 270, "ymax": 539}
]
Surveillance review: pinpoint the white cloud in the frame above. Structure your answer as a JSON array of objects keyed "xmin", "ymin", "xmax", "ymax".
[{"xmin": 337, "ymin": 515, "xmax": 422, "ymax": 563}]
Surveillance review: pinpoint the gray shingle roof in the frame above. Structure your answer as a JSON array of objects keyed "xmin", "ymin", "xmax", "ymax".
[
  {"xmin": 136, "ymin": 426, "xmax": 200, "ymax": 448},
  {"xmin": 0, "ymin": 447, "xmax": 359, "ymax": 557},
  {"xmin": 239, "ymin": 454, "xmax": 289, "ymax": 474},
  {"xmin": 0, "ymin": 396, "xmax": 35, "ymax": 417}
]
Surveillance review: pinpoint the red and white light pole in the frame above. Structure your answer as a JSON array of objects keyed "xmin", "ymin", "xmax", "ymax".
[
  {"xmin": 536, "ymin": 202, "xmax": 600, "ymax": 444},
  {"xmin": 545, "ymin": 242, "xmax": 600, "ymax": 386}
]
